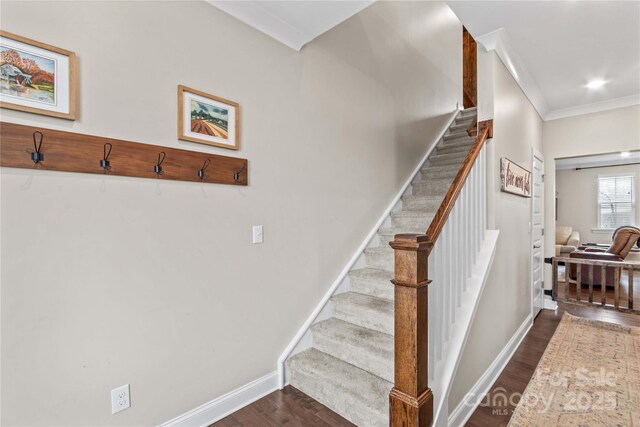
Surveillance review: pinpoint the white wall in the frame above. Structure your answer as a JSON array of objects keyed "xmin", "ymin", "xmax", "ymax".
[
  {"xmin": 542, "ymin": 105, "xmax": 640, "ymax": 287},
  {"xmin": 0, "ymin": 1, "xmax": 463, "ymax": 425},
  {"xmin": 448, "ymin": 50, "xmax": 543, "ymax": 413},
  {"xmin": 556, "ymin": 164, "xmax": 640, "ymax": 244}
]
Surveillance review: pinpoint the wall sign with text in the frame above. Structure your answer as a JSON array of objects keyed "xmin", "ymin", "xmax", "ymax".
[{"xmin": 500, "ymin": 157, "xmax": 531, "ymax": 197}]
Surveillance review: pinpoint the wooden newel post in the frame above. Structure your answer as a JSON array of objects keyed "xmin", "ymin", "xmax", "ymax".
[{"xmin": 389, "ymin": 234, "xmax": 433, "ymax": 427}]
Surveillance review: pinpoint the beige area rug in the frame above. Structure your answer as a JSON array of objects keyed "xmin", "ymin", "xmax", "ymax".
[{"xmin": 509, "ymin": 313, "xmax": 640, "ymax": 426}]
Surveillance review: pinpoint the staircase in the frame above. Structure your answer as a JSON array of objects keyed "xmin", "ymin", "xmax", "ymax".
[{"xmin": 286, "ymin": 108, "xmax": 480, "ymax": 426}]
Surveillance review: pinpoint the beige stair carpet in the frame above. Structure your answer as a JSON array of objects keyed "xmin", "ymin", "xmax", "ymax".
[
  {"xmin": 287, "ymin": 108, "xmax": 477, "ymax": 426},
  {"xmin": 508, "ymin": 313, "xmax": 640, "ymax": 427}
]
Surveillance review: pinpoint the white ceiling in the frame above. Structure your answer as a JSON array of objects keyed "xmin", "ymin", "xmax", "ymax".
[
  {"xmin": 446, "ymin": 1, "xmax": 640, "ymax": 120},
  {"xmin": 556, "ymin": 150, "xmax": 640, "ymax": 170},
  {"xmin": 209, "ymin": 1, "xmax": 639, "ymax": 121},
  {"xmin": 208, "ymin": 1, "xmax": 374, "ymax": 51}
]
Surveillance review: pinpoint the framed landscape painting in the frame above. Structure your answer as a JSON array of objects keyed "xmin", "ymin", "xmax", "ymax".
[
  {"xmin": 0, "ymin": 31, "xmax": 76, "ymax": 120},
  {"xmin": 178, "ymin": 85, "xmax": 239, "ymax": 150}
]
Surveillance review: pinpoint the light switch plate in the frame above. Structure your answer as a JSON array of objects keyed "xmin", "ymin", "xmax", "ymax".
[{"xmin": 253, "ymin": 225, "xmax": 263, "ymax": 244}]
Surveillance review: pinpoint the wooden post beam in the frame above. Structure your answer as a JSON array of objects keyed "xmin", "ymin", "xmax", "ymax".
[{"xmin": 389, "ymin": 234, "xmax": 433, "ymax": 427}]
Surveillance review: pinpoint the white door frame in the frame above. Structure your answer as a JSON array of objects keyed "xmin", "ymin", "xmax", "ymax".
[{"xmin": 531, "ymin": 148, "xmax": 545, "ymax": 318}]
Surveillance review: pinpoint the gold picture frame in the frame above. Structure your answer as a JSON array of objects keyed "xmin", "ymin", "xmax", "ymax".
[
  {"xmin": 178, "ymin": 85, "xmax": 240, "ymax": 150},
  {"xmin": 0, "ymin": 30, "xmax": 77, "ymax": 120}
]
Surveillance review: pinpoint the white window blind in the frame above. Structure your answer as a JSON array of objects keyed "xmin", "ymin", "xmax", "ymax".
[{"xmin": 597, "ymin": 175, "xmax": 635, "ymax": 229}]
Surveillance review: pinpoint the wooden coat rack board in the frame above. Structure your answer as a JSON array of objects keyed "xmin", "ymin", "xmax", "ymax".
[{"xmin": 0, "ymin": 122, "xmax": 248, "ymax": 185}]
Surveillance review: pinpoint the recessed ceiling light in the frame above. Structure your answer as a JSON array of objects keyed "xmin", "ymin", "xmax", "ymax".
[
  {"xmin": 586, "ymin": 79, "xmax": 606, "ymax": 89},
  {"xmin": 620, "ymin": 151, "xmax": 631, "ymax": 157}
]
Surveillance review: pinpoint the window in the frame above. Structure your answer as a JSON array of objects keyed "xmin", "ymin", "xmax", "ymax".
[{"xmin": 597, "ymin": 175, "xmax": 635, "ymax": 229}]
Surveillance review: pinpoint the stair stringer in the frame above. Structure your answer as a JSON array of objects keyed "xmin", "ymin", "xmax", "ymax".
[
  {"xmin": 276, "ymin": 107, "xmax": 462, "ymax": 388},
  {"xmin": 431, "ymin": 230, "xmax": 500, "ymax": 426}
]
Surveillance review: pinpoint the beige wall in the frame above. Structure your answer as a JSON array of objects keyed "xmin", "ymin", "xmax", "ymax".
[
  {"xmin": 0, "ymin": 1, "xmax": 463, "ymax": 425},
  {"xmin": 543, "ymin": 105, "xmax": 640, "ymax": 287},
  {"xmin": 448, "ymin": 51, "xmax": 543, "ymax": 413},
  {"xmin": 556, "ymin": 165, "xmax": 640, "ymax": 244}
]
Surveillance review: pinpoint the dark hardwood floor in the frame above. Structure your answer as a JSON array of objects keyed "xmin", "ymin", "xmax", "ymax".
[
  {"xmin": 212, "ymin": 384, "xmax": 354, "ymax": 426},
  {"xmin": 212, "ymin": 302, "xmax": 639, "ymax": 427},
  {"xmin": 464, "ymin": 301, "xmax": 640, "ymax": 427}
]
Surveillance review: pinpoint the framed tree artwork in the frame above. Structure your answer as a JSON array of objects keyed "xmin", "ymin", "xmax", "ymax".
[
  {"xmin": 0, "ymin": 30, "xmax": 77, "ymax": 120},
  {"xmin": 178, "ymin": 85, "xmax": 240, "ymax": 150}
]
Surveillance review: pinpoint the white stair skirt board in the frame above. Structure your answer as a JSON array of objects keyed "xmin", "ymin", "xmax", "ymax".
[
  {"xmin": 158, "ymin": 372, "xmax": 278, "ymax": 427},
  {"xmin": 447, "ymin": 315, "xmax": 534, "ymax": 427},
  {"xmin": 276, "ymin": 107, "xmax": 462, "ymax": 388},
  {"xmin": 431, "ymin": 230, "xmax": 500, "ymax": 427}
]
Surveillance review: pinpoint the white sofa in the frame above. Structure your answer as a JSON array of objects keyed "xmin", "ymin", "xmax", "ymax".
[{"xmin": 555, "ymin": 226, "xmax": 580, "ymax": 256}]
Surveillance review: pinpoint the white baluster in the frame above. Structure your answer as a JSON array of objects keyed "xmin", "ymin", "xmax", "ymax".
[
  {"xmin": 429, "ymin": 243, "xmax": 435, "ymax": 381},
  {"xmin": 435, "ymin": 239, "xmax": 444, "ymax": 360},
  {"xmin": 481, "ymin": 147, "xmax": 486, "ymax": 239},
  {"xmin": 442, "ymin": 224, "xmax": 450, "ymax": 341},
  {"xmin": 432, "ymin": 240, "xmax": 442, "ymax": 362},
  {"xmin": 472, "ymin": 164, "xmax": 478, "ymax": 265},
  {"xmin": 451, "ymin": 204, "xmax": 458, "ymax": 313},
  {"xmin": 449, "ymin": 219, "xmax": 456, "ymax": 325},
  {"xmin": 470, "ymin": 163, "xmax": 475, "ymax": 256},
  {"xmin": 476, "ymin": 161, "xmax": 482, "ymax": 250},
  {"xmin": 465, "ymin": 182, "xmax": 471, "ymax": 280},
  {"xmin": 456, "ymin": 202, "xmax": 462, "ymax": 307},
  {"xmin": 461, "ymin": 183, "xmax": 468, "ymax": 289},
  {"xmin": 476, "ymin": 160, "xmax": 482, "ymax": 251}
]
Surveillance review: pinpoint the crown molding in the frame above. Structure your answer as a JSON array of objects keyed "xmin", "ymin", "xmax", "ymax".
[
  {"xmin": 207, "ymin": 1, "xmax": 310, "ymax": 51},
  {"xmin": 545, "ymin": 93, "xmax": 640, "ymax": 121},
  {"xmin": 476, "ymin": 28, "xmax": 550, "ymax": 119},
  {"xmin": 475, "ymin": 28, "xmax": 640, "ymax": 122}
]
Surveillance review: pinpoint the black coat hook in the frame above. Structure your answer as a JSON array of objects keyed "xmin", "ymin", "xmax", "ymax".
[
  {"xmin": 31, "ymin": 131, "xmax": 44, "ymax": 164},
  {"xmin": 100, "ymin": 143, "xmax": 112, "ymax": 170},
  {"xmin": 233, "ymin": 164, "xmax": 246, "ymax": 182},
  {"xmin": 198, "ymin": 159, "xmax": 211, "ymax": 180},
  {"xmin": 154, "ymin": 151, "xmax": 166, "ymax": 175}
]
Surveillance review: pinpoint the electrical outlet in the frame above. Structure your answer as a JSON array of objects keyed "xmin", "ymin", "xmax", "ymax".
[
  {"xmin": 111, "ymin": 384, "xmax": 130, "ymax": 414},
  {"xmin": 253, "ymin": 225, "xmax": 263, "ymax": 244}
]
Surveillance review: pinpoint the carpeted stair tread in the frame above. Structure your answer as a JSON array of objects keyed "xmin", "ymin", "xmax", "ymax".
[
  {"xmin": 285, "ymin": 108, "xmax": 478, "ymax": 426},
  {"xmin": 440, "ymin": 138, "xmax": 476, "ymax": 149},
  {"xmin": 444, "ymin": 129, "xmax": 475, "ymax": 138},
  {"xmin": 429, "ymin": 151, "xmax": 469, "ymax": 163},
  {"xmin": 402, "ymin": 194, "xmax": 444, "ymax": 211},
  {"xmin": 420, "ymin": 165, "xmax": 461, "ymax": 180},
  {"xmin": 311, "ymin": 318, "xmax": 394, "ymax": 382},
  {"xmin": 411, "ymin": 178, "xmax": 452, "ymax": 197},
  {"xmin": 364, "ymin": 246, "xmax": 394, "ymax": 271},
  {"xmin": 449, "ymin": 121, "xmax": 475, "ymax": 133},
  {"xmin": 390, "ymin": 210, "xmax": 435, "ymax": 229},
  {"xmin": 331, "ymin": 291, "xmax": 394, "ymax": 335},
  {"xmin": 378, "ymin": 227, "xmax": 425, "ymax": 246},
  {"xmin": 287, "ymin": 348, "xmax": 391, "ymax": 427},
  {"xmin": 348, "ymin": 268, "xmax": 394, "ymax": 300}
]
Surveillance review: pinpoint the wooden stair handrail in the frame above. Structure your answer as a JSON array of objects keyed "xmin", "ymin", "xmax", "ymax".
[
  {"xmin": 425, "ymin": 119, "xmax": 492, "ymax": 250},
  {"xmin": 389, "ymin": 118, "xmax": 492, "ymax": 427}
]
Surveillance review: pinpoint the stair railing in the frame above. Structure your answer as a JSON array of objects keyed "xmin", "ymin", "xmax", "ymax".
[
  {"xmin": 389, "ymin": 119, "xmax": 493, "ymax": 427},
  {"xmin": 550, "ymin": 256, "xmax": 637, "ymax": 313}
]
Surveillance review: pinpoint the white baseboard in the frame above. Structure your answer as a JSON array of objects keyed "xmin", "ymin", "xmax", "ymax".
[
  {"xmin": 543, "ymin": 295, "xmax": 558, "ymax": 310},
  {"xmin": 276, "ymin": 107, "xmax": 462, "ymax": 388},
  {"xmin": 447, "ymin": 314, "xmax": 533, "ymax": 427},
  {"xmin": 159, "ymin": 371, "xmax": 278, "ymax": 427}
]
